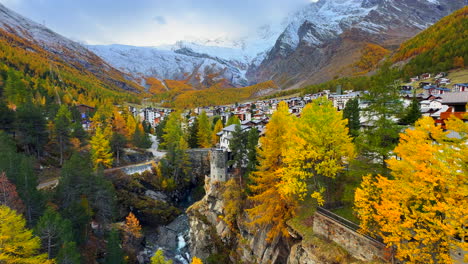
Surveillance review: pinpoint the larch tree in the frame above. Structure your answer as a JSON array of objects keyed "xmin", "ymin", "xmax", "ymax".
[
  {"xmin": 281, "ymin": 97, "xmax": 355, "ymax": 205},
  {"xmin": 197, "ymin": 111, "xmax": 212, "ymax": 148},
  {"xmin": 150, "ymin": 249, "xmax": 173, "ymax": 264},
  {"xmin": 90, "ymin": 126, "xmax": 113, "ymax": 169},
  {"xmin": 211, "ymin": 118, "xmax": 223, "ymax": 146},
  {"xmin": 0, "ymin": 172, "xmax": 25, "ymax": 214},
  {"xmin": 112, "ymin": 110, "xmax": 128, "ymax": 137},
  {"xmin": 247, "ymin": 101, "xmax": 297, "ymax": 241},
  {"xmin": 226, "ymin": 115, "xmax": 240, "ymax": 126},
  {"xmin": 0, "ymin": 205, "xmax": 54, "ymax": 264},
  {"xmin": 355, "ymin": 116, "xmax": 468, "ymax": 264},
  {"xmin": 191, "ymin": 257, "xmax": 203, "ymax": 264},
  {"xmin": 123, "ymin": 212, "xmax": 142, "ymax": 247}
]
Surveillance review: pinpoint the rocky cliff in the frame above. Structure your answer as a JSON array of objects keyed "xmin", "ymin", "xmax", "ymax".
[{"xmin": 187, "ymin": 179, "xmax": 385, "ymax": 264}]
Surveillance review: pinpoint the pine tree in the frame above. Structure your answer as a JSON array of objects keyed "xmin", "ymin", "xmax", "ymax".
[
  {"xmin": 54, "ymin": 105, "xmax": 72, "ymax": 166},
  {"xmin": 196, "ymin": 111, "xmax": 212, "ymax": 148},
  {"xmin": 132, "ymin": 123, "xmax": 152, "ymax": 148},
  {"xmin": 358, "ymin": 65, "xmax": 403, "ymax": 175},
  {"xmin": 228, "ymin": 125, "xmax": 247, "ymax": 180},
  {"xmin": 187, "ymin": 118, "xmax": 199, "ymax": 148},
  {"xmin": 245, "ymin": 127, "xmax": 259, "ymax": 177},
  {"xmin": 15, "ymin": 103, "xmax": 47, "ymax": 157},
  {"xmin": 56, "ymin": 241, "xmax": 80, "ymax": 264},
  {"xmin": 0, "ymin": 171, "xmax": 25, "ymax": 214},
  {"xmin": 35, "ymin": 207, "xmax": 73, "ymax": 258},
  {"xmin": 0, "ymin": 102, "xmax": 15, "ymax": 132},
  {"xmin": 0, "ymin": 205, "xmax": 54, "ymax": 264},
  {"xmin": 211, "ymin": 118, "xmax": 223, "ymax": 147},
  {"xmin": 110, "ymin": 132, "xmax": 127, "ymax": 166},
  {"xmin": 104, "ymin": 229, "xmax": 125, "ymax": 264},
  {"xmin": 342, "ymin": 97, "xmax": 360, "ymax": 138},
  {"xmin": 150, "ymin": 249, "xmax": 173, "ymax": 264},
  {"xmin": 90, "ymin": 126, "xmax": 113, "ymax": 169},
  {"xmin": 400, "ymin": 94, "xmax": 422, "ymax": 125}
]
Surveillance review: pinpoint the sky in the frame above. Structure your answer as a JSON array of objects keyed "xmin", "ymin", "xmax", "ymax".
[{"xmin": 1, "ymin": 0, "xmax": 312, "ymax": 46}]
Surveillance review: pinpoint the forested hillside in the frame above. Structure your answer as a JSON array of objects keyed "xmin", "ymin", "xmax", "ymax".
[
  {"xmin": 0, "ymin": 29, "xmax": 141, "ymax": 107},
  {"xmin": 393, "ymin": 6, "xmax": 467, "ymax": 78}
]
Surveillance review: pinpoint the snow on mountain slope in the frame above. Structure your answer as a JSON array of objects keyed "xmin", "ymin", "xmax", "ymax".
[
  {"xmin": 88, "ymin": 44, "xmax": 250, "ymax": 87},
  {"xmin": 248, "ymin": 0, "xmax": 466, "ymax": 86}
]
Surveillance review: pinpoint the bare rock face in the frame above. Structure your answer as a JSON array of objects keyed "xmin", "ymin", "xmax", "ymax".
[
  {"xmin": 247, "ymin": 0, "xmax": 466, "ymax": 87},
  {"xmin": 186, "ymin": 179, "xmax": 291, "ymax": 263}
]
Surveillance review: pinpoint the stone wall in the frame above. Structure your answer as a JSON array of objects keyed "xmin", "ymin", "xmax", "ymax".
[
  {"xmin": 187, "ymin": 149, "xmax": 211, "ymax": 184},
  {"xmin": 210, "ymin": 149, "xmax": 228, "ymax": 182},
  {"xmin": 312, "ymin": 212, "xmax": 392, "ymax": 262}
]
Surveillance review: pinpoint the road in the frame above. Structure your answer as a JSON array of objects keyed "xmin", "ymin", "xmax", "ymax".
[{"xmin": 37, "ymin": 134, "xmax": 166, "ymax": 190}]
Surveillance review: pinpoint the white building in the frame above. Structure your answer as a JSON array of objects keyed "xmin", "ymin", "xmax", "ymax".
[{"xmin": 217, "ymin": 124, "xmax": 249, "ymax": 151}]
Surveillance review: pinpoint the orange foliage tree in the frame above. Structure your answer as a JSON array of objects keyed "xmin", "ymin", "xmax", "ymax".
[{"xmin": 355, "ymin": 116, "xmax": 468, "ymax": 264}]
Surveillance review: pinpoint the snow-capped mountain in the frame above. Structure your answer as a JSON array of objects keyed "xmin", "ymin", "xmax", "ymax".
[
  {"xmin": 88, "ymin": 44, "xmax": 250, "ymax": 87},
  {"xmin": 0, "ymin": 2, "xmax": 142, "ymax": 93},
  {"xmin": 248, "ymin": 0, "xmax": 466, "ymax": 86}
]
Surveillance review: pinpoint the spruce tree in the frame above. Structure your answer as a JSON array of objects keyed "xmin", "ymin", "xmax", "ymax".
[
  {"xmin": 187, "ymin": 118, "xmax": 199, "ymax": 148},
  {"xmin": 343, "ymin": 98, "xmax": 360, "ymax": 138},
  {"xmin": 104, "ymin": 229, "xmax": 125, "ymax": 264},
  {"xmin": 400, "ymin": 94, "xmax": 422, "ymax": 125},
  {"xmin": 54, "ymin": 105, "xmax": 72, "ymax": 166}
]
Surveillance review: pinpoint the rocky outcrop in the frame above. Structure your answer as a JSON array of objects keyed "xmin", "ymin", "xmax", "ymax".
[
  {"xmin": 187, "ymin": 178, "xmax": 390, "ymax": 264},
  {"xmin": 187, "ymin": 179, "xmax": 292, "ymax": 264}
]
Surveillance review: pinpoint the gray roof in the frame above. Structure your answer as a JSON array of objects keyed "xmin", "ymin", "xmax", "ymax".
[
  {"xmin": 441, "ymin": 92, "xmax": 468, "ymax": 104},
  {"xmin": 222, "ymin": 124, "xmax": 249, "ymax": 133}
]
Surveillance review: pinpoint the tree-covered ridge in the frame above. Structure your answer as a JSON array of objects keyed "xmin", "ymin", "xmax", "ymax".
[
  {"xmin": 174, "ymin": 81, "xmax": 278, "ymax": 109},
  {"xmin": 0, "ymin": 28, "xmax": 141, "ymax": 106},
  {"xmin": 393, "ymin": 6, "xmax": 468, "ymax": 77}
]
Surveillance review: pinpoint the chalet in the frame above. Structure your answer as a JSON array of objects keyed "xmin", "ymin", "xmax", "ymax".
[
  {"xmin": 76, "ymin": 104, "xmax": 95, "ymax": 119},
  {"xmin": 217, "ymin": 124, "xmax": 250, "ymax": 151},
  {"xmin": 329, "ymin": 91, "xmax": 362, "ymax": 110},
  {"xmin": 410, "ymin": 76, "xmax": 419, "ymax": 82},
  {"xmin": 420, "ymin": 73, "xmax": 431, "ymax": 80},
  {"xmin": 423, "ymin": 85, "xmax": 450, "ymax": 96},
  {"xmin": 453, "ymin": 83, "xmax": 468, "ymax": 92},
  {"xmin": 434, "ymin": 72, "xmax": 447, "ymax": 79},
  {"xmin": 441, "ymin": 92, "xmax": 468, "ymax": 112},
  {"xmin": 400, "ymin": 85, "xmax": 414, "ymax": 91}
]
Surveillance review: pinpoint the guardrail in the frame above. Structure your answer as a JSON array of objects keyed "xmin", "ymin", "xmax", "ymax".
[{"xmin": 316, "ymin": 206, "xmax": 385, "ymax": 244}]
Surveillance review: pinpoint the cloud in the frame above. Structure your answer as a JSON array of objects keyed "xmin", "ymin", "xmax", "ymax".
[{"xmin": 153, "ymin": 15, "xmax": 166, "ymax": 25}]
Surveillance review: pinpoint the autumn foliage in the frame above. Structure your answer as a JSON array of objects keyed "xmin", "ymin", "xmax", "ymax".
[
  {"xmin": 355, "ymin": 116, "xmax": 468, "ymax": 263},
  {"xmin": 0, "ymin": 205, "xmax": 54, "ymax": 264},
  {"xmin": 353, "ymin": 43, "xmax": 390, "ymax": 75},
  {"xmin": 0, "ymin": 172, "xmax": 25, "ymax": 214}
]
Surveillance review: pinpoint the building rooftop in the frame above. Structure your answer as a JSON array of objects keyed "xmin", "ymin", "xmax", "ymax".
[{"xmin": 441, "ymin": 92, "xmax": 468, "ymax": 104}]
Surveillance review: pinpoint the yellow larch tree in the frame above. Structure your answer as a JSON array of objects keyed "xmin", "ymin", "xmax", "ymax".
[
  {"xmin": 355, "ymin": 116, "xmax": 468, "ymax": 264},
  {"xmin": 281, "ymin": 97, "xmax": 355, "ymax": 204},
  {"xmin": 247, "ymin": 101, "xmax": 298, "ymax": 241},
  {"xmin": 191, "ymin": 256, "xmax": 203, "ymax": 264},
  {"xmin": 211, "ymin": 118, "xmax": 223, "ymax": 146},
  {"xmin": 90, "ymin": 126, "xmax": 113, "ymax": 169},
  {"xmin": 0, "ymin": 205, "xmax": 55, "ymax": 264}
]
